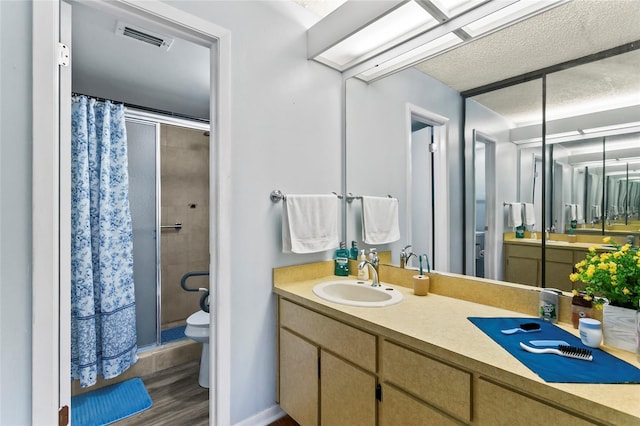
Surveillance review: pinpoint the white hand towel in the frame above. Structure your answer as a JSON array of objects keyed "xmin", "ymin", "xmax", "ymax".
[
  {"xmin": 282, "ymin": 194, "xmax": 339, "ymax": 254},
  {"xmin": 507, "ymin": 202, "xmax": 523, "ymax": 228},
  {"xmin": 575, "ymin": 204, "xmax": 583, "ymax": 222},
  {"xmin": 361, "ymin": 196, "xmax": 400, "ymax": 245},
  {"xmin": 593, "ymin": 205, "xmax": 601, "ymax": 219},
  {"xmin": 568, "ymin": 204, "xmax": 577, "ymax": 221},
  {"xmin": 523, "ymin": 203, "xmax": 536, "ymax": 226}
]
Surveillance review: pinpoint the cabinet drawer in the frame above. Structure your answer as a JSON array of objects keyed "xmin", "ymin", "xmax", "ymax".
[
  {"xmin": 476, "ymin": 378, "xmax": 597, "ymax": 425},
  {"xmin": 279, "ymin": 299, "xmax": 376, "ymax": 372},
  {"xmin": 379, "ymin": 384, "xmax": 460, "ymax": 426},
  {"xmin": 546, "ymin": 248, "xmax": 573, "ymax": 263},
  {"xmin": 380, "ymin": 340, "xmax": 471, "ymax": 423},
  {"xmin": 506, "ymin": 244, "xmax": 541, "ymax": 259}
]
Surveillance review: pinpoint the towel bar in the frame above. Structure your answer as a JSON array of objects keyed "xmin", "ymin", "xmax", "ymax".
[
  {"xmin": 270, "ymin": 190, "xmax": 343, "ymax": 202},
  {"xmin": 346, "ymin": 193, "xmax": 393, "ymax": 203},
  {"xmin": 160, "ymin": 223, "xmax": 182, "ymax": 230}
]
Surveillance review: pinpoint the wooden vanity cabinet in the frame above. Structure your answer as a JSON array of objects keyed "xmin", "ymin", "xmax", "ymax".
[
  {"xmin": 277, "ymin": 295, "xmax": 608, "ymax": 425},
  {"xmin": 278, "ymin": 298, "xmax": 377, "ymax": 426}
]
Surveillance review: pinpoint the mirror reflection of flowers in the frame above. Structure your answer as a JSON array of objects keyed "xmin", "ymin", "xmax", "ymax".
[{"xmin": 569, "ymin": 237, "xmax": 640, "ymax": 309}]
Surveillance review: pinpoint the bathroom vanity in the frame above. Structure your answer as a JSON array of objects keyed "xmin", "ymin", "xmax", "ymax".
[{"xmin": 273, "ymin": 263, "xmax": 640, "ymax": 426}]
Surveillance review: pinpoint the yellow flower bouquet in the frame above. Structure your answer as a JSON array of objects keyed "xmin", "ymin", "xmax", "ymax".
[{"xmin": 569, "ymin": 237, "xmax": 640, "ymax": 309}]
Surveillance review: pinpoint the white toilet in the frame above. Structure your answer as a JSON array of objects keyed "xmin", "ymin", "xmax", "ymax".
[{"xmin": 185, "ymin": 310, "xmax": 210, "ymax": 388}]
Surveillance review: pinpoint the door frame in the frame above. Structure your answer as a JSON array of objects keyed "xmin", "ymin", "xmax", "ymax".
[
  {"xmin": 32, "ymin": 1, "xmax": 232, "ymax": 424},
  {"xmin": 405, "ymin": 103, "xmax": 450, "ymax": 272},
  {"xmin": 472, "ymin": 130, "xmax": 497, "ymax": 279}
]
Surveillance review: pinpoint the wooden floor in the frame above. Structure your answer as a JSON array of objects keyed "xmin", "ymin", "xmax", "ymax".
[
  {"xmin": 115, "ymin": 361, "xmax": 209, "ymax": 426},
  {"xmin": 112, "ymin": 360, "xmax": 298, "ymax": 426},
  {"xmin": 269, "ymin": 415, "xmax": 299, "ymax": 426}
]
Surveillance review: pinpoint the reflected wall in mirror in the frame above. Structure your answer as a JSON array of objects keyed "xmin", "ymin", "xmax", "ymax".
[
  {"xmin": 345, "ymin": 69, "xmax": 463, "ymax": 272},
  {"xmin": 464, "ymin": 79, "xmax": 542, "ymax": 281}
]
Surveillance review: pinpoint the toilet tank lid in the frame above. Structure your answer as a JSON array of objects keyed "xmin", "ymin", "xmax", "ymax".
[{"xmin": 187, "ymin": 310, "xmax": 209, "ymax": 326}]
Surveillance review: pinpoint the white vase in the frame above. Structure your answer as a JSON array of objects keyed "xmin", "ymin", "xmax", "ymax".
[{"xmin": 602, "ymin": 304, "xmax": 637, "ymax": 352}]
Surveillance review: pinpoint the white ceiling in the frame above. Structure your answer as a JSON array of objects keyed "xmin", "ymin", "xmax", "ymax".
[
  {"xmin": 70, "ymin": 0, "xmax": 640, "ymax": 125},
  {"xmin": 71, "ymin": 1, "xmax": 210, "ymax": 120}
]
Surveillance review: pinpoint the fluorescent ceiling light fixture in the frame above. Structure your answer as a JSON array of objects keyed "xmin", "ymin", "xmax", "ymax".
[
  {"xmin": 358, "ymin": 33, "xmax": 463, "ymax": 81},
  {"xmin": 462, "ymin": 0, "xmax": 565, "ymax": 37},
  {"xmin": 430, "ymin": 0, "xmax": 485, "ymax": 18},
  {"xmin": 320, "ymin": 1, "xmax": 439, "ymax": 67},
  {"xmin": 583, "ymin": 121, "xmax": 640, "ymax": 134}
]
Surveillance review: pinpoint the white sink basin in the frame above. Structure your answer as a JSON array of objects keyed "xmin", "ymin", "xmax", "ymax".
[{"xmin": 312, "ymin": 280, "xmax": 403, "ymax": 307}]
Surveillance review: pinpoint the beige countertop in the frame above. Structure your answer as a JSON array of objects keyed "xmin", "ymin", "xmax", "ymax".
[{"xmin": 274, "ymin": 275, "xmax": 640, "ymax": 425}]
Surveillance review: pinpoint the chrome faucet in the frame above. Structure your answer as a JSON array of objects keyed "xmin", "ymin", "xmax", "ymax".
[
  {"xmin": 400, "ymin": 244, "xmax": 416, "ymax": 269},
  {"xmin": 358, "ymin": 259, "xmax": 380, "ymax": 287}
]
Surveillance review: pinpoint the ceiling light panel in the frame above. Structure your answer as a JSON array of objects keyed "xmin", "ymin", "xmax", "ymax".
[
  {"xmin": 462, "ymin": 0, "xmax": 565, "ymax": 37},
  {"xmin": 319, "ymin": 1, "xmax": 439, "ymax": 68},
  {"xmin": 429, "ymin": 0, "xmax": 485, "ymax": 18},
  {"xmin": 358, "ymin": 32, "xmax": 463, "ymax": 81}
]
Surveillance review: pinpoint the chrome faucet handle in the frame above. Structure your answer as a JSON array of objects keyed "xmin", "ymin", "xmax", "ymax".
[{"xmin": 358, "ymin": 259, "xmax": 380, "ymax": 287}]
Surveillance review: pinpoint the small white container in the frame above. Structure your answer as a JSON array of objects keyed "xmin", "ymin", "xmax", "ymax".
[{"xmin": 579, "ymin": 318, "xmax": 602, "ymax": 348}]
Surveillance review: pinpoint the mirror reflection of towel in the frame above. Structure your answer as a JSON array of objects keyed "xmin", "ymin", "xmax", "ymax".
[
  {"xmin": 361, "ymin": 196, "xmax": 400, "ymax": 244},
  {"xmin": 568, "ymin": 204, "xmax": 577, "ymax": 221},
  {"xmin": 507, "ymin": 202, "xmax": 522, "ymax": 228},
  {"xmin": 523, "ymin": 203, "xmax": 535, "ymax": 226}
]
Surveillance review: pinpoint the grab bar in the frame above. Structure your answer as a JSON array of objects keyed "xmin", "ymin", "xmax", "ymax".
[
  {"xmin": 181, "ymin": 271, "xmax": 210, "ymax": 312},
  {"xmin": 161, "ymin": 223, "xmax": 182, "ymax": 230},
  {"xmin": 181, "ymin": 271, "xmax": 209, "ymax": 292}
]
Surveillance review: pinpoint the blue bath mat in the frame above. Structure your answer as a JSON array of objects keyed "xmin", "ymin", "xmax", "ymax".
[
  {"xmin": 468, "ymin": 317, "xmax": 640, "ymax": 384},
  {"xmin": 161, "ymin": 325, "xmax": 186, "ymax": 343},
  {"xmin": 71, "ymin": 378, "xmax": 152, "ymax": 426}
]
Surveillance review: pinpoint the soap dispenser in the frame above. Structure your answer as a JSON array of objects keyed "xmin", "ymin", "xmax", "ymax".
[{"xmin": 358, "ymin": 250, "xmax": 369, "ymax": 280}]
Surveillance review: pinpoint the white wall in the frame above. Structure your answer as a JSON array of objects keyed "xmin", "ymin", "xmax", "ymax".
[
  {"xmin": 0, "ymin": 1, "xmax": 33, "ymax": 424},
  {"xmin": 162, "ymin": 2, "xmax": 342, "ymax": 423}
]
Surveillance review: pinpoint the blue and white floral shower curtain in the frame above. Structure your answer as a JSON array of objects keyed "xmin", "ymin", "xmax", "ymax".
[{"xmin": 71, "ymin": 95, "xmax": 138, "ymax": 388}]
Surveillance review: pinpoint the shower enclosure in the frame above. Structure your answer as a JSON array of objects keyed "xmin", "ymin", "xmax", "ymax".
[{"xmin": 126, "ymin": 114, "xmax": 210, "ymax": 349}]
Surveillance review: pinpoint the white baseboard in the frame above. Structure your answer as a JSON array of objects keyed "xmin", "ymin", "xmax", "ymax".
[{"xmin": 233, "ymin": 404, "xmax": 286, "ymax": 426}]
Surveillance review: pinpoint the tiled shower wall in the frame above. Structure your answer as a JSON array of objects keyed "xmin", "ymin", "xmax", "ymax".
[{"xmin": 160, "ymin": 124, "xmax": 210, "ymax": 328}]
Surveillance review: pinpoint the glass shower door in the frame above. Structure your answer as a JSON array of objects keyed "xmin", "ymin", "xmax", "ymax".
[{"xmin": 126, "ymin": 119, "xmax": 159, "ymax": 348}]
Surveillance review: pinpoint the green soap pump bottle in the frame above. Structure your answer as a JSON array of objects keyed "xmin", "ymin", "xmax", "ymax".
[
  {"xmin": 350, "ymin": 241, "xmax": 359, "ymax": 260},
  {"xmin": 334, "ymin": 242, "xmax": 350, "ymax": 276}
]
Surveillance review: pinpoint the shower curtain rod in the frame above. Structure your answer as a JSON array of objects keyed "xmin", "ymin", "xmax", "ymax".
[{"xmin": 71, "ymin": 92, "xmax": 210, "ymax": 124}]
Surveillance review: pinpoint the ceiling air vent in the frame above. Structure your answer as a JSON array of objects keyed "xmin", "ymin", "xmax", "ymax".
[{"xmin": 115, "ymin": 21, "xmax": 174, "ymax": 51}]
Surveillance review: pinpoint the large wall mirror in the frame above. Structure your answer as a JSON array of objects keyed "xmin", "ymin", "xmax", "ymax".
[{"xmin": 340, "ymin": 1, "xmax": 639, "ymax": 290}]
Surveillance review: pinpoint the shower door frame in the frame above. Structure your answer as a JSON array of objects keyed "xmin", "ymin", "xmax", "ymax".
[
  {"xmin": 126, "ymin": 111, "xmax": 212, "ymax": 348},
  {"xmin": 32, "ymin": 1, "xmax": 232, "ymax": 424}
]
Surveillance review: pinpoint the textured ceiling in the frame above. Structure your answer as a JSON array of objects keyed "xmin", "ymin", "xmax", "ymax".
[{"xmin": 415, "ymin": 0, "xmax": 640, "ymax": 92}]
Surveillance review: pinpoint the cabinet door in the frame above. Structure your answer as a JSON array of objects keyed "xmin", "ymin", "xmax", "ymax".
[
  {"xmin": 320, "ymin": 350, "xmax": 376, "ymax": 426},
  {"xmin": 379, "ymin": 384, "xmax": 459, "ymax": 426},
  {"xmin": 505, "ymin": 256, "xmax": 539, "ymax": 286},
  {"xmin": 544, "ymin": 261, "xmax": 574, "ymax": 291},
  {"xmin": 280, "ymin": 328, "xmax": 319, "ymax": 426}
]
